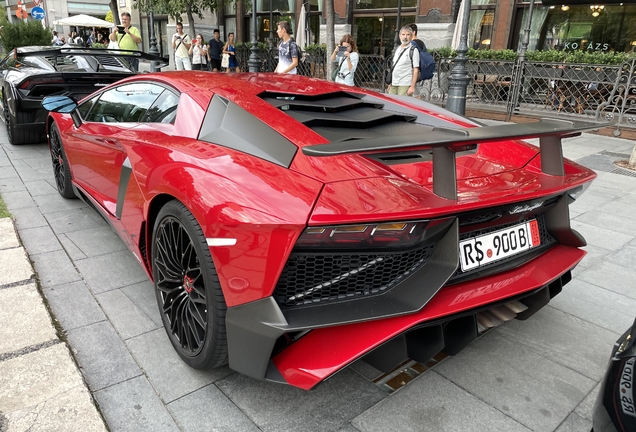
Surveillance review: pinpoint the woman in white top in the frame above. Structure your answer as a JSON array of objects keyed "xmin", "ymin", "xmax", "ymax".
[
  {"xmin": 330, "ymin": 34, "xmax": 359, "ymax": 86},
  {"xmin": 189, "ymin": 34, "xmax": 208, "ymax": 71}
]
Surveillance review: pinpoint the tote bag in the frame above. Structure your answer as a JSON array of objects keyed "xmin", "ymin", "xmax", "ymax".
[{"xmin": 221, "ymin": 53, "xmax": 230, "ymax": 68}]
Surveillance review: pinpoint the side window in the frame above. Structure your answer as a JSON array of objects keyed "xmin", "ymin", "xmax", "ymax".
[
  {"xmin": 77, "ymin": 94, "xmax": 99, "ymax": 119},
  {"xmin": 142, "ymin": 90, "xmax": 180, "ymax": 123},
  {"xmin": 84, "ymin": 83, "xmax": 164, "ymax": 123}
]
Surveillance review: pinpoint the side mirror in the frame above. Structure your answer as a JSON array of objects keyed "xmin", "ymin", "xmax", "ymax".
[{"xmin": 41, "ymin": 95, "xmax": 77, "ymax": 113}]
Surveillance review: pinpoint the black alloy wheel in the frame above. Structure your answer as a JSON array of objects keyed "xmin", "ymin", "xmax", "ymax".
[
  {"xmin": 48, "ymin": 122, "xmax": 75, "ymax": 199},
  {"xmin": 152, "ymin": 200, "xmax": 228, "ymax": 369}
]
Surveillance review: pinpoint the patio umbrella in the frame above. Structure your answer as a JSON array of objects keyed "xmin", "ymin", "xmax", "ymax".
[
  {"xmin": 296, "ymin": 4, "xmax": 308, "ymax": 50},
  {"xmin": 53, "ymin": 14, "xmax": 114, "ymax": 28},
  {"xmin": 451, "ymin": 0, "xmax": 465, "ymax": 50}
]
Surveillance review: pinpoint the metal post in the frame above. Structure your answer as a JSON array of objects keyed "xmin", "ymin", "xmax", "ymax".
[
  {"xmin": 148, "ymin": 6, "xmax": 160, "ymax": 72},
  {"xmin": 506, "ymin": 0, "xmax": 535, "ymax": 120},
  {"xmin": 393, "ymin": 0, "xmax": 403, "ymax": 54},
  {"xmin": 248, "ymin": 0, "xmax": 261, "ymax": 72},
  {"xmin": 446, "ymin": 0, "xmax": 471, "ymax": 115}
]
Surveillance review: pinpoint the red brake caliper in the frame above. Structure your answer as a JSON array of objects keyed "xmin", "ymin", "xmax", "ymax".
[{"xmin": 183, "ymin": 275, "xmax": 194, "ymax": 294}]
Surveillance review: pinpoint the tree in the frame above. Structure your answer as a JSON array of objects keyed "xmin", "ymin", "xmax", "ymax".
[
  {"xmin": 0, "ymin": 20, "xmax": 52, "ymax": 52},
  {"xmin": 134, "ymin": 0, "xmax": 227, "ymax": 37},
  {"xmin": 325, "ymin": 0, "xmax": 335, "ymax": 80},
  {"xmin": 109, "ymin": 0, "xmax": 121, "ymax": 25}
]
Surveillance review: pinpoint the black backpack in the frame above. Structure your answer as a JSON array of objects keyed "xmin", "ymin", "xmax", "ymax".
[{"xmin": 409, "ymin": 41, "xmax": 436, "ymax": 81}]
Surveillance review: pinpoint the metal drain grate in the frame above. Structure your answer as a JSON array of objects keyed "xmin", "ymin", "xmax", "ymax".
[{"xmin": 610, "ymin": 166, "xmax": 636, "ymax": 177}]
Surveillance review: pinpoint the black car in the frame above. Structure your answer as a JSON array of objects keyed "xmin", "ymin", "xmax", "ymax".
[
  {"xmin": 593, "ymin": 317, "xmax": 636, "ymax": 432},
  {"xmin": 0, "ymin": 46, "xmax": 163, "ymax": 145}
]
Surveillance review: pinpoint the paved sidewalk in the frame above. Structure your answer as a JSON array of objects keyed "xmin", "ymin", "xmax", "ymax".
[
  {"xmin": 0, "ymin": 217, "xmax": 107, "ymax": 431},
  {"xmin": 1, "ymin": 119, "xmax": 636, "ymax": 432}
]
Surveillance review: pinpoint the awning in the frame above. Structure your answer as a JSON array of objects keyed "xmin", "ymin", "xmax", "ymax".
[{"xmin": 53, "ymin": 14, "xmax": 113, "ymax": 28}]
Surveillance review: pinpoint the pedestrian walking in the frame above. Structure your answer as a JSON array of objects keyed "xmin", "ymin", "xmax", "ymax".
[
  {"xmin": 223, "ymin": 33, "xmax": 240, "ymax": 72},
  {"xmin": 207, "ymin": 29, "xmax": 224, "ymax": 71},
  {"xmin": 275, "ymin": 21, "xmax": 299, "ymax": 74},
  {"xmin": 387, "ymin": 25, "xmax": 419, "ymax": 96},
  {"xmin": 172, "ymin": 22, "xmax": 192, "ymax": 71},
  {"xmin": 110, "ymin": 12, "xmax": 142, "ymax": 72},
  {"xmin": 330, "ymin": 34, "xmax": 359, "ymax": 86}
]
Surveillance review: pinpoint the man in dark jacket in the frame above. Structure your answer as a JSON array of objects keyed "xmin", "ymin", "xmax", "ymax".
[{"xmin": 207, "ymin": 29, "xmax": 224, "ymax": 71}]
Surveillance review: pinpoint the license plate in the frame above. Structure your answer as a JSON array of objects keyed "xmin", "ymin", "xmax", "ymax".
[
  {"xmin": 459, "ymin": 220, "xmax": 541, "ymax": 272},
  {"xmin": 620, "ymin": 357, "xmax": 636, "ymax": 417}
]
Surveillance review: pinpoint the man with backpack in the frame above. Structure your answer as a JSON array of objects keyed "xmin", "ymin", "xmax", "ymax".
[
  {"xmin": 388, "ymin": 25, "xmax": 419, "ymax": 96},
  {"xmin": 409, "ymin": 24, "xmax": 437, "ymax": 98}
]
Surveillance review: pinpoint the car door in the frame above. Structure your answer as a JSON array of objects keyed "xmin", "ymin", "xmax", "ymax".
[{"xmin": 63, "ymin": 82, "xmax": 165, "ymax": 215}]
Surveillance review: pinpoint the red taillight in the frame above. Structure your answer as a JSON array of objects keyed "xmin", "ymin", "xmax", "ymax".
[
  {"xmin": 19, "ymin": 77, "xmax": 65, "ymax": 90},
  {"xmin": 294, "ymin": 221, "xmax": 431, "ymax": 250}
]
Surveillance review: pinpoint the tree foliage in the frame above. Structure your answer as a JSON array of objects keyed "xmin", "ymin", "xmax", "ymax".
[
  {"xmin": 133, "ymin": 0, "xmax": 228, "ymax": 37},
  {"xmin": 0, "ymin": 20, "xmax": 52, "ymax": 52},
  {"xmin": 105, "ymin": 11, "xmax": 114, "ymax": 23}
]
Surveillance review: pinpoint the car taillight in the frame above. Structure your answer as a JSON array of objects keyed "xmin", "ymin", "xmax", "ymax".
[
  {"xmin": 294, "ymin": 221, "xmax": 431, "ymax": 250},
  {"xmin": 19, "ymin": 77, "xmax": 65, "ymax": 90}
]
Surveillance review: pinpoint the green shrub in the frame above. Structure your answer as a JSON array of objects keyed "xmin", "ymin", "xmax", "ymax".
[
  {"xmin": 432, "ymin": 47, "xmax": 636, "ymax": 65},
  {"xmin": 0, "ymin": 20, "xmax": 52, "ymax": 52},
  {"xmin": 91, "ymin": 43, "xmax": 107, "ymax": 49}
]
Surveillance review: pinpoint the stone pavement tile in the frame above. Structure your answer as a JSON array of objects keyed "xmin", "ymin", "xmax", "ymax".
[
  {"xmin": 10, "ymin": 206, "xmax": 48, "ymax": 230},
  {"xmin": 0, "ymin": 217, "xmax": 19, "ymax": 249},
  {"xmin": 216, "ymin": 367, "xmax": 386, "ymax": 432},
  {"xmin": 0, "ymin": 165, "xmax": 18, "ymax": 179},
  {"xmin": 125, "ymin": 329, "xmax": 231, "ymax": 403},
  {"xmin": 574, "ymin": 210, "xmax": 636, "ymax": 237},
  {"xmin": 11, "ymin": 159, "xmax": 51, "ymax": 182},
  {"xmin": 571, "ymin": 220, "xmax": 633, "ymax": 251},
  {"xmin": 75, "ymin": 251, "xmax": 149, "ymax": 295},
  {"xmin": 595, "ymin": 200, "xmax": 636, "ymax": 222},
  {"xmin": 121, "ymin": 280, "xmax": 163, "ymax": 327},
  {"xmin": 4, "ymin": 385, "xmax": 107, "ymax": 432},
  {"xmin": 2, "ymin": 145, "xmax": 49, "ymax": 160},
  {"xmin": 576, "ymin": 261, "xmax": 636, "ymax": 300},
  {"xmin": 605, "ymin": 245, "xmax": 636, "ymax": 268},
  {"xmin": 569, "ymin": 188, "xmax": 620, "ymax": 214},
  {"xmin": 18, "ymin": 225, "xmax": 63, "ymax": 255},
  {"xmin": 550, "ymin": 279, "xmax": 636, "ymax": 335},
  {"xmin": 64, "ymin": 225, "xmax": 127, "ymax": 257},
  {"xmin": 616, "ymin": 190, "xmax": 636, "ymax": 205},
  {"xmin": 66, "ymin": 321, "xmax": 141, "ymax": 391},
  {"xmin": 575, "ymin": 382, "xmax": 601, "ymax": 421},
  {"xmin": 24, "ymin": 179, "xmax": 58, "ymax": 197},
  {"xmin": 352, "ymin": 372, "xmax": 531, "ymax": 432},
  {"xmin": 0, "ymin": 248, "xmax": 34, "ymax": 285},
  {"xmin": 31, "ymin": 249, "xmax": 81, "ymax": 288},
  {"xmin": 96, "ymin": 289, "xmax": 159, "ymax": 340},
  {"xmin": 434, "ymin": 332, "xmax": 595, "ymax": 432},
  {"xmin": 593, "ymin": 171, "xmax": 636, "ymax": 192},
  {"xmin": 58, "ymin": 233, "xmax": 88, "ymax": 260},
  {"xmin": 494, "ymin": 306, "xmax": 618, "ymax": 381},
  {"xmin": 337, "ymin": 425, "xmax": 362, "ymax": 432},
  {"xmin": 0, "ymin": 343, "xmax": 83, "ymax": 412},
  {"xmin": 43, "ymin": 281, "xmax": 107, "ymax": 331},
  {"xmin": 576, "ymin": 244, "xmax": 611, "ymax": 270},
  {"xmin": 44, "ymin": 208, "xmax": 107, "ymax": 235},
  {"xmin": 0, "ymin": 175, "xmax": 26, "ymax": 193},
  {"xmin": 94, "ymin": 375, "xmax": 180, "ymax": 432},
  {"xmin": 554, "ymin": 412, "xmax": 592, "ymax": 432},
  {"xmin": 167, "ymin": 384, "xmax": 259, "ymax": 432},
  {"xmin": 1, "ymin": 190, "xmax": 36, "ymax": 211},
  {"xmin": 0, "ymin": 283, "xmax": 57, "ymax": 355},
  {"xmin": 33, "ymin": 193, "xmax": 87, "ymax": 214}
]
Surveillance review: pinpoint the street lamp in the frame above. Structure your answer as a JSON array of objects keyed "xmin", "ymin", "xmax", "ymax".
[
  {"xmin": 148, "ymin": 4, "xmax": 160, "ymax": 72},
  {"xmin": 248, "ymin": 0, "xmax": 261, "ymax": 72},
  {"xmin": 446, "ymin": 0, "xmax": 471, "ymax": 115}
]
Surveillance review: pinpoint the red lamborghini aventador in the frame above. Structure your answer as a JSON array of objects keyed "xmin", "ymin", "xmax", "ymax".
[{"xmin": 43, "ymin": 71, "xmax": 599, "ymax": 390}]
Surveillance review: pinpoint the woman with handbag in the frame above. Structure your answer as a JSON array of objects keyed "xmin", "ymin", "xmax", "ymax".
[
  {"xmin": 330, "ymin": 34, "xmax": 359, "ymax": 86},
  {"xmin": 189, "ymin": 34, "xmax": 208, "ymax": 71},
  {"xmin": 222, "ymin": 33, "xmax": 240, "ymax": 72}
]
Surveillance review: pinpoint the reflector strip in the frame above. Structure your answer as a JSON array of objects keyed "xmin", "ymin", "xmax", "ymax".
[{"xmin": 206, "ymin": 238, "xmax": 237, "ymax": 246}]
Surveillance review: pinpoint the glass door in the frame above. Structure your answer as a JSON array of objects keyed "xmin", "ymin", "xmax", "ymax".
[{"xmin": 354, "ymin": 14, "xmax": 415, "ymax": 55}]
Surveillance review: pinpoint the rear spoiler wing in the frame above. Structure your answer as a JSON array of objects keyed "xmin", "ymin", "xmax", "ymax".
[
  {"xmin": 15, "ymin": 47, "xmax": 169, "ymax": 69},
  {"xmin": 302, "ymin": 118, "xmax": 607, "ymax": 200}
]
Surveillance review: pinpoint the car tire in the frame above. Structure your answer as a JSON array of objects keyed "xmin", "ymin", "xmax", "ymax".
[
  {"xmin": 152, "ymin": 200, "xmax": 228, "ymax": 369},
  {"xmin": 48, "ymin": 122, "xmax": 75, "ymax": 199},
  {"xmin": 3, "ymin": 99, "xmax": 41, "ymax": 145}
]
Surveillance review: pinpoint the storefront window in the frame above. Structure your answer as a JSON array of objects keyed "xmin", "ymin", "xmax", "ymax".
[
  {"xmin": 467, "ymin": 0, "xmax": 496, "ymax": 50},
  {"xmin": 519, "ymin": 4, "xmax": 636, "ymax": 53},
  {"xmin": 355, "ymin": 0, "xmax": 416, "ymax": 10}
]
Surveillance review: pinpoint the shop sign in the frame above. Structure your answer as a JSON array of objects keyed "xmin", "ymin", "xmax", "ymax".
[{"xmin": 563, "ymin": 41, "xmax": 610, "ymax": 51}]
